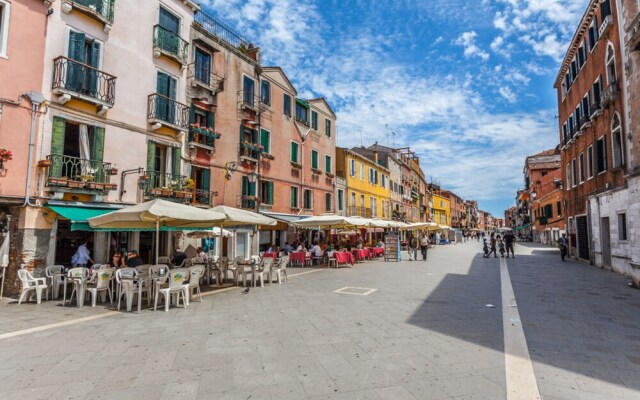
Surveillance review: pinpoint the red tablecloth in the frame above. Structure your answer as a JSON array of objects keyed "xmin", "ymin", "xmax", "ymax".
[
  {"xmin": 373, "ymin": 247, "xmax": 384, "ymax": 257},
  {"xmin": 352, "ymin": 249, "xmax": 369, "ymax": 261},
  {"xmin": 262, "ymin": 252, "xmax": 277, "ymax": 258},
  {"xmin": 334, "ymin": 252, "xmax": 354, "ymax": 265},
  {"xmin": 289, "ymin": 252, "xmax": 306, "ymax": 265}
]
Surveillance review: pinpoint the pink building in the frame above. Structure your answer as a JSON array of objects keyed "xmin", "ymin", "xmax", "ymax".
[{"xmin": 0, "ymin": 0, "xmax": 48, "ymax": 295}]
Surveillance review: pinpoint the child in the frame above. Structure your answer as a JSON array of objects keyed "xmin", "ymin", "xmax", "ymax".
[
  {"xmin": 498, "ymin": 238, "xmax": 505, "ymax": 258},
  {"xmin": 488, "ymin": 234, "xmax": 497, "ymax": 258},
  {"xmin": 482, "ymin": 237, "xmax": 490, "ymax": 258}
]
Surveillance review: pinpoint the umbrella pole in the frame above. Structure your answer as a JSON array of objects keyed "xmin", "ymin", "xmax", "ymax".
[{"xmin": 155, "ymin": 219, "xmax": 159, "ymax": 265}]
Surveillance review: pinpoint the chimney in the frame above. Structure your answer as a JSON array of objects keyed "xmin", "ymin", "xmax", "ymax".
[{"xmin": 373, "ymin": 150, "xmax": 379, "ymax": 165}]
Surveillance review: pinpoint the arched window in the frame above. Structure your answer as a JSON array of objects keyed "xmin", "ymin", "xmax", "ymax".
[
  {"xmin": 611, "ymin": 113, "xmax": 624, "ymax": 168},
  {"xmin": 606, "ymin": 43, "xmax": 616, "ymax": 84}
]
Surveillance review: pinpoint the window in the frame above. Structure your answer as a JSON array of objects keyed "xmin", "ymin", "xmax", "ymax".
[
  {"xmin": 50, "ymin": 117, "xmax": 106, "ymax": 181},
  {"xmin": 557, "ymin": 201, "xmax": 562, "ymax": 216},
  {"xmin": 311, "ymin": 150, "xmax": 318, "ymax": 169},
  {"xmin": 325, "ymin": 119, "xmax": 331, "ymax": 137},
  {"xmin": 579, "ymin": 153, "xmax": 585, "ymax": 183},
  {"xmin": 325, "ymin": 155, "xmax": 331, "ymax": 173},
  {"xmin": 544, "ymin": 204, "xmax": 553, "ymax": 218},
  {"xmin": 360, "ymin": 163, "xmax": 364, "ymax": 180},
  {"xmin": 349, "ymin": 159, "xmax": 356, "ymax": 177},
  {"xmin": 587, "ymin": 146, "xmax": 594, "ymax": 178},
  {"xmin": 290, "ymin": 186, "xmax": 299, "ymax": 208},
  {"xmin": 260, "ymin": 129, "xmax": 271, "ymax": 154},
  {"xmin": 592, "ymin": 78, "xmax": 602, "ymax": 109},
  {"xmin": 295, "ymin": 100, "xmax": 309, "ymax": 125},
  {"xmin": 325, "ymin": 193, "xmax": 332, "ymax": 212},
  {"xmin": 606, "ymin": 43, "xmax": 616, "ymax": 84},
  {"xmin": 260, "ymin": 80, "xmax": 271, "ymax": 105},
  {"xmin": 596, "ymin": 136, "xmax": 607, "ymax": 173},
  {"xmin": 360, "ymin": 194, "xmax": 365, "ymax": 209},
  {"xmin": 303, "ymin": 189, "xmax": 312, "ymax": 209},
  {"xmin": 194, "ymin": 47, "xmax": 211, "ymax": 85},
  {"xmin": 290, "ymin": 141, "xmax": 299, "ymax": 163},
  {"xmin": 350, "ymin": 192, "xmax": 356, "ymax": 208},
  {"xmin": 67, "ymin": 30, "xmax": 103, "ymax": 95},
  {"xmin": 581, "ymin": 94, "xmax": 590, "ymax": 122},
  {"xmin": 577, "ymin": 44, "xmax": 586, "ymax": 69},
  {"xmin": 311, "ymin": 111, "xmax": 318, "ymax": 130},
  {"xmin": 0, "ymin": 0, "xmax": 9, "ymax": 58},
  {"xmin": 337, "ymin": 189, "xmax": 344, "ymax": 211},
  {"xmin": 243, "ymin": 75, "xmax": 255, "ymax": 107},
  {"xmin": 588, "ymin": 21, "xmax": 599, "ymax": 52},
  {"xmin": 618, "ymin": 213, "xmax": 627, "ymax": 240},
  {"xmin": 566, "ymin": 163, "xmax": 571, "ymax": 191},
  {"xmin": 189, "ymin": 105, "xmax": 215, "ymax": 146},
  {"xmin": 283, "ymin": 94, "xmax": 291, "ymax": 117},
  {"xmin": 601, "ymin": 0, "xmax": 612, "ymax": 20},
  {"xmin": 570, "ymin": 59, "xmax": 578, "ymax": 81},
  {"xmin": 260, "ymin": 181, "xmax": 274, "ymax": 205},
  {"xmin": 370, "ymin": 197, "xmax": 377, "ymax": 217},
  {"xmin": 572, "ymin": 159, "xmax": 577, "ymax": 186},
  {"xmin": 381, "ymin": 174, "xmax": 387, "ymax": 189},
  {"xmin": 611, "ymin": 114, "xmax": 624, "ymax": 168}
]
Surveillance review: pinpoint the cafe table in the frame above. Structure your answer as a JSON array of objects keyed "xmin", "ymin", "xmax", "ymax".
[
  {"xmin": 334, "ymin": 251, "xmax": 354, "ymax": 267},
  {"xmin": 289, "ymin": 251, "xmax": 306, "ymax": 267},
  {"xmin": 351, "ymin": 249, "xmax": 369, "ymax": 263}
]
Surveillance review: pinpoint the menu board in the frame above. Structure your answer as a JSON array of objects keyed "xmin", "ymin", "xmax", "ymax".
[{"xmin": 384, "ymin": 232, "xmax": 400, "ymax": 262}]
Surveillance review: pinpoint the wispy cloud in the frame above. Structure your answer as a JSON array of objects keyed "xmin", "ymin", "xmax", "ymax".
[{"xmin": 455, "ymin": 31, "xmax": 490, "ymax": 61}]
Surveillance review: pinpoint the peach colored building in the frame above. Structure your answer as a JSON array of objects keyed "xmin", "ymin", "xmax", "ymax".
[{"xmin": 0, "ymin": 0, "xmax": 48, "ymax": 296}]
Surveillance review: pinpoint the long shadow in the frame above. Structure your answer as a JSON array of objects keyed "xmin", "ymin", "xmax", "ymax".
[{"xmin": 407, "ymin": 247, "xmax": 640, "ymax": 390}]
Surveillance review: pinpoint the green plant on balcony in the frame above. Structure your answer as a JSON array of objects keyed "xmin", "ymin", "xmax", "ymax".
[
  {"xmin": 261, "ymin": 152, "xmax": 275, "ymax": 160},
  {"xmin": 242, "ymin": 141, "xmax": 264, "ymax": 153},
  {"xmin": 189, "ymin": 124, "xmax": 221, "ymax": 139},
  {"xmin": 290, "ymin": 161, "xmax": 302, "ymax": 169},
  {"xmin": 311, "ymin": 167, "xmax": 322, "ymax": 175}
]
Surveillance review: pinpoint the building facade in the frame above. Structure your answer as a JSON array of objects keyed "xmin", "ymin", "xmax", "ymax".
[{"xmin": 441, "ymin": 190, "xmax": 464, "ymax": 228}]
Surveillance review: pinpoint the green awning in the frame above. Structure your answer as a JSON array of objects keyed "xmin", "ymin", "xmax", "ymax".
[
  {"xmin": 295, "ymin": 99, "xmax": 309, "ymax": 109},
  {"xmin": 48, "ymin": 206, "xmax": 117, "ymax": 231},
  {"xmin": 514, "ymin": 223, "xmax": 532, "ymax": 231}
]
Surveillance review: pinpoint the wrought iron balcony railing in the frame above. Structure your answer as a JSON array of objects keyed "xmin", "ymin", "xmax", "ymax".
[
  {"xmin": 187, "ymin": 63, "xmax": 224, "ymax": 92},
  {"xmin": 153, "ymin": 25, "xmax": 189, "ymax": 65},
  {"xmin": 347, "ymin": 206, "xmax": 373, "ymax": 218},
  {"xmin": 67, "ymin": 0, "xmax": 115, "ymax": 25},
  {"xmin": 143, "ymin": 171, "xmax": 188, "ymax": 200},
  {"xmin": 194, "ymin": 11, "xmax": 248, "ymax": 49},
  {"xmin": 194, "ymin": 189, "xmax": 215, "ymax": 207},
  {"xmin": 52, "ymin": 56, "xmax": 116, "ymax": 106},
  {"xmin": 238, "ymin": 142, "xmax": 262, "ymax": 161},
  {"xmin": 237, "ymin": 195, "xmax": 256, "ymax": 210},
  {"xmin": 188, "ymin": 125, "xmax": 219, "ymax": 147},
  {"xmin": 45, "ymin": 154, "xmax": 114, "ymax": 190},
  {"xmin": 147, "ymin": 93, "xmax": 189, "ymax": 129},
  {"xmin": 579, "ymin": 115, "xmax": 591, "ymax": 130}
]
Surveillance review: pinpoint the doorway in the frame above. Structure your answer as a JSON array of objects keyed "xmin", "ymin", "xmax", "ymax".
[{"xmin": 600, "ymin": 217, "xmax": 611, "ymax": 268}]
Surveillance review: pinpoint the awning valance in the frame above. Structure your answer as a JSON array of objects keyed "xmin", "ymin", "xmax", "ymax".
[{"xmin": 48, "ymin": 205, "xmax": 120, "ymax": 231}]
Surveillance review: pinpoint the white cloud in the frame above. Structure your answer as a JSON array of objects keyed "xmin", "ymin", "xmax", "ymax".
[
  {"xmin": 455, "ymin": 31, "xmax": 490, "ymax": 61},
  {"xmin": 499, "ymin": 86, "xmax": 517, "ymax": 103}
]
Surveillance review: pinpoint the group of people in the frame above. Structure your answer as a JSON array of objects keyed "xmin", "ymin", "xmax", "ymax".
[
  {"xmin": 482, "ymin": 231, "xmax": 516, "ymax": 258},
  {"xmin": 406, "ymin": 233, "xmax": 429, "ymax": 261}
]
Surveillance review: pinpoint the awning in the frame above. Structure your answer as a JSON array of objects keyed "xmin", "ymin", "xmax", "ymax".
[
  {"xmin": 261, "ymin": 212, "xmax": 308, "ymax": 224},
  {"xmin": 514, "ymin": 223, "xmax": 532, "ymax": 231},
  {"xmin": 48, "ymin": 205, "xmax": 122, "ymax": 231}
]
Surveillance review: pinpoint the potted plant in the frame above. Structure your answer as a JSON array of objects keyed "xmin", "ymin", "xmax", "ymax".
[
  {"xmin": 0, "ymin": 149, "xmax": 12, "ymax": 170},
  {"xmin": 261, "ymin": 152, "xmax": 274, "ymax": 160},
  {"xmin": 325, "ymin": 172, "xmax": 335, "ymax": 178},
  {"xmin": 67, "ymin": 180, "xmax": 85, "ymax": 189},
  {"xmin": 290, "ymin": 161, "xmax": 302, "ymax": 169},
  {"xmin": 149, "ymin": 187, "xmax": 163, "ymax": 196},
  {"xmin": 161, "ymin": 187, "xmax": 173, "ymax": 196},
  {"xmin": 311, "ymin": 167, "xmax": 322, "ymax": 175},
  {"xmin": 109, "ymin": 167, "xmax": 118, "ymax": 175},
  {"xmin": 104, "ymin": 183, "xmax": 118, "ymax": 191},
  {"xmin": 38, "ymin": 159, "xmax": 52, "ymax": 168}
]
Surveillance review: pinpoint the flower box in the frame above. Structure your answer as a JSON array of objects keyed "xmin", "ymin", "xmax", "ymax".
[
  {"xmin": 261, "ymin": 153, "xmax": 275, "ymax": 160},
  {"xmin": 311, "ymin": 168, "xmax": 322, "ymax": 175},
  {"xmin": 67, "ymin": 180, "xmax": 85, "ymax": 189},
  {"xmin": 109, "ymin": 168, "xmax": 118, "ymax": 175},
  {"xmin": 87, "ymin": 182, "xmax": 104, "ymax": 190},
  {"xmin": 161, "ymin": 189, "xmax": 173, "ymax": 197},
  {"xmin": 48, "ymin": 177, "xmax": 68, "ymax": 187},
  {"xmin": 149, "ymin": 188, "xmax": 163, "ymax": 196},
  {"xmin": 104, "ymin": 183, "xmax": 118, "ymax": 191},
  {"xmin": 325, "ymin": 172, "xmax": 335, "ymax": 178},
  {"xmin": 38, "ymin": 159, "xmax": 52, "ymax": 167},
  {"xmin": 175, "ymin": 191, "xmax": 193, "ymax": 199},
  {"xmin": 290, "ymin": 161, "xmax": 302, "ymax": 169}
]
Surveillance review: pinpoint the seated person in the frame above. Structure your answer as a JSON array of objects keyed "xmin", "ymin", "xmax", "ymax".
[
  {"xmin": 376, "ymin": 239, "xmax": 385, "ymax": 249},
  {"xmin": 283, "ymin": 242, "xmax": 292, "ymax": 255},
  {"xmin": 296, "ymin": 242, "xmax": 307, "ymax": 252},
  {"xmin": 172, "ymin": 249, "xmax": 187, "ymax": 267},
  {"xmin": 109, "ymin": 252, "xmax": 126, "ymax": 269},
  {"xmin": 197, "ymin": 247, "xmax": 208, "ymax": 262},
  {"xmin": 125, "ymin": 250, "xmax": 144, "ymax": 268},
  {"xmin": 311, "ymin": 242, "xmax": 323, "ymax": 264}
]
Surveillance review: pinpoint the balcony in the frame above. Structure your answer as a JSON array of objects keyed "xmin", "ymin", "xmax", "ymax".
[
  {"xmin": 590, "ymin": 101, "xmax": 603, "ymax": 119},
  {"xmin": 599, "ymin": 15, "xmax": 613, "ymax": 39},
  {"xmin": 52, "ymin": 56, "xmax": 116, "ymax": 113},
  {"xmin": 143, "ymin": 171, "xmax": 190, "ymax": 202},
  {"xmin": 147, "ymin": 94, "xmax": 189, "ymax": 131},
  {"xmin": 347, "ymin": 206, "xmax": 372, "ymax": 218},
  {"xmin": 237, "ymin": 195, "xmax": 256, "ymax": 210},
  {"xmin": 187, "ymin": 63, "xmax": 224, "ymax": 93},
  {"xmin": 238, "ymin": 142, "xmax": 262, "ymax": 162},
  {"xmin": 62, "ymin": 0, "xmax": 115, "ymax": 32},
  {"xmin": 153, "ymin": 25, "xmax": 189, "ymax": 66},
  {"xmin": 578, "ymin": 115, "xmax": 591, "ymax": 133},
  {"xmin": 188, "ymin": 124, "xmax": 220, "ymax": 148},
  {"xmin": 193, "ymin": 189, "xmax": 215, "ymax": 207},
  {"xmin": 193, "ymin": 11, "xmax": 259, "ymax": 61},
  {"xmin": 601, "ymin": 81, "xmax": 620, "ymax": 106},
  {"xmin": 45, "ymin": 154, "xmax": 116, "ymax": 192}
]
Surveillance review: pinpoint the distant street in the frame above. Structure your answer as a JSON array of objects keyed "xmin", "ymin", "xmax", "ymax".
[{"xmin": 1, "ymin": 242, "xmax": 639, "ymax": 400}]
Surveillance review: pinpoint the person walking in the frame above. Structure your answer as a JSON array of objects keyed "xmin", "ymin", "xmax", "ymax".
[
  {"xmin": 71, "ymin": 239, "xmax": 93, "ymax": 268},
  {"xmin": 557, "ymin": 233, "xmax": 569, "ymax": 261},
  {"xmin": 408, "ymin": 234, "xmax": 418, "ymax": 261},
  {"xmin": 488, "ymin": 233, "xmax": 497, "ymax": 258},
  {"xmin": 503, "ymin": 230, "xmax": 515, "ymax": 258},
  {"xmin": 419, "ymin": 233, "xmax": 429, "ymax": 261}
]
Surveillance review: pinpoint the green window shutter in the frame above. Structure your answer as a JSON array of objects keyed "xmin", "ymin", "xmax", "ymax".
[
  {"xmin": 325, "ymin": 156, "xmax": 331, "ymax": 173},
  {"xmin": 291, "ymin": 142, "xmax": 298, "ymax": 162},
  {"xmin": 202, "ymin": 168, "xmax": 211, "ymax": 192},
  {"xmin": 68, "ymin": 31, "xmax": 86, "ymax": 62},
  {"xmin": 51, "ymin": 117, "xmax": 66, "ymax": 178},
  {"xmin": 311, "ymin": 151, "xmax": 318, "ymax": 169},
  {"xmin": 157, "ymin": 72, "xmax": 169, "ymax": 96},
  {"xmin": 172, "ymin": 146, "xmax": 181, "ymax": 177},
  {"xmin": 206, "ymin": 111, "xmax": 214, "ymax": 129},
  {"xmin": 90, "ymin": 127, "xmax": 105, "ymax": 162},
  {"xmin": 267, "ymin": 181, "xmax": 274, "ymax": 204},
  {"xmin": 189, "ymin": 104, "xmax": 196, "ymax": 124},
  {"xmin": 312, "ymin": 111, "xmax": 318, "ymax": 130},
  {"xmin": 242, "ymin": 176, "xmax": 248, "ymax": 195},
  {"xmin": 88, "ymin": 41, "xmax": 100, "ymax": 96},
  {"xmin": 146, "ymin": 141, "xmax": 156, "ymax": 175},
  {"xmin": 290, "ymin": 187, "xmax": 296, "ymax": 207},
  {"xmin": 261, "ymin": 129, "xmax": 270, "ymax": 153}
]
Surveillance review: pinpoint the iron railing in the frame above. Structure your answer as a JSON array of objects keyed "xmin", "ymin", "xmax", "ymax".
[
  {"xmin": 52, "ymin": 56, "xmax": 116, "ymax": 106},
  {"xmin": 69, "ymin": 0, "xmax": 115, "ymax": 24},
  {"xmin": 187, "ymin": 63, "xmax": 224, "ymax": 91},
  {"xmin": 347, "ymin": 206, "xmax": 373, "ymax": 218},
  {"xmin": 579, "ymin": 115, "xmax": 591, "ymax": 129},
  {"xmin": 237, "ymin": 195, "xmax": 256, "ymax": 210},
  {"xmin": 601, "ymin": 81, "xmax": 620, "ymax": 106},
  {"xmin": 46, "ymin": 154, "xmax": 112, "ymax": 186},
  {"xmin": 590, "ymin": 101, "xmax": 602, "ymax": 118},
  {"xmin": 153, "ymin": 25, "xmax": 189, "ymax": 65},
  {"xmin": 143, "ymin": 171, "xmax": 188, "ymax": 199},
  {"xmin": 147, "ymin": 93, "xmax": 189, "ymax": 129},
  {"xmin": 238, "ymin": 142, "xmax": 261, "ymax": 161},
  {"xmin": 194, "ymin": 11, "xmax": 248, "ymax": 49},
  {"xmin": 194, "ymin": 189, "xmax": 215, "ymax": 207},
  {"xmin": 188, "ymin": 125, "xmax": 218, "ymax": 147}
]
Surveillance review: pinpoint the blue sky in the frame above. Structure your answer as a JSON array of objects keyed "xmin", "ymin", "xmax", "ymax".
[{"xmin": 201, "ymin": 0, "xmax": 589, "ymax": 217}]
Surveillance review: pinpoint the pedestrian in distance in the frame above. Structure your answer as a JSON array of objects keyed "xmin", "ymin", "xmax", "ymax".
[
  {"xmin": 408, "ymin": 235, "xmax": 418, "ymax": 261},
  {"xmin": 557, "ymin": 233, "xmax": 569, "ymax": 261},
  {"xmin": 482, "ymin": 236, "xmax": 490, "ymax": 258},
  {"xmin": 498, "ymin": 237, "xmax": 505, "ymax": 257},
  {"xmin": 488, "ymin": 233, "xmax": 497, "ymax": 258},
  {"xmin": 419, "ymin": 233, "xmax": 429, "ymax": 261},
  {"xmin": 503, "ymin": 230, "xmax": 515, "ymax": 258}
]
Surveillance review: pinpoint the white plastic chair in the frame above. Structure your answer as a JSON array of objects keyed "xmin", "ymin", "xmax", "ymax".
[
  {"xmin": 45, "ymin": 265, "xmax": 65, "ymax": 299},
  {"xmin": 154, "ymin": 268, "xmax": 188, "ymax": 312},
  {"xmin": 185, "ymin": 265, "xmax": 205, "ymax": 304},
  {"xmin": 17, "ymin": 269, "xmax": 48, "ymax": 305},
  {"xmin": 313, "ymin": 250, "xmax": 324, "ymax": 265},
  {"xmin": 66, "ymin": 267, "xmax": 90, "ymax": 307},
  {"xmin": 115, "ymin": 267, "xmax": 139, "ymax": 311},
  {"xmin": 135, "ymin": 264, "xmax": 151, "ymax": 276},
  {"xmin": 255, "ymin": 258, "xmax": 273, "ymax": 287},
  {"xmin": 304, "ymin": 252, "xmax": 312, "ymax": 267},
  {"xmin": 157, "ymin": 256, "xmax": 171, "ymax": 265},
  {"xmin": 272, "ymin": 256, "xmax": 289, "ymax": 284},
  {"xmin": 327, "ymin": 251, "xmax": 337, "ymax": 268},
  {"xmin": 85, "ymin": 268, "xmax": 114, "ymax": 307}
]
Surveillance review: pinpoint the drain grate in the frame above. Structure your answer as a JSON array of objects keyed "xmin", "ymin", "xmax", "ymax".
[{"xmin": 334, "ymin": 287, "xmax": 378, "ymax": 296}]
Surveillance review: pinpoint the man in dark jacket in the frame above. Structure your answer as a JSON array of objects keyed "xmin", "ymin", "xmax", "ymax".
[
  {"xmin": 125, "ymin": 250, "xmax": 144, "ymax": 268},
  {"xmin": 503, "ymin": 231, "xmax": 516, "ymax": 258}
]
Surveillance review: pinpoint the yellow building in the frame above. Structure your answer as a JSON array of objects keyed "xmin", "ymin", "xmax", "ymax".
[
  {"xmin": 336, "ymin": 147, "xmax": 391, "ymax": 219},
  {"xmin": 431, "ymin": 193, "xmax": 451, "ymax": 226}
]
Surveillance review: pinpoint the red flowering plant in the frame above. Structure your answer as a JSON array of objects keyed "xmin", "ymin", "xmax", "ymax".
[{"xmin": 0, "ymin": 149, "xmax": 13, "ymax": 161}]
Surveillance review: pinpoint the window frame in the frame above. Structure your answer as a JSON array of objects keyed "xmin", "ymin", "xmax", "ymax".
[
  {"xmin": 587, "ymin": 145, "xmax": 594, "ymax": 179},
  {"xmin": 579, "ymin": 152, "xmax": 585, "ymax": 183},
  {"xmin": 325, "ymin": 193, "xmax": 332, "ymax": 212},
  {"xmin": 360, "ymin": 163, "xmax": 365, "ymax": 181},
  {"xmin": 0, "ymin": 0, "xmax": 10, "ymax": 59},
  {"xmin": 596, "ymin": 135, "xmax": 608, "ymax": 174},
  {"xmin": 283, "ymin": 93, "xmax": 292, "ymax": 118},
  {"xmin": 611, "ymin": 113, "xmax": 624, "ymax": 169},
  {"xmin": 337, "ymin": 189, "xmax": 344, "ymax": 211},
  {"xmin": 290, "ymin": 186, "xmax": 299, "ymax": 209},
  {"xmin": 618, "ymin": 212, "xmax": 628, "ymax": 241},
  {"xmin": 325, "ymin": 119, "xmax": 331, "ymax": 137},
  {"xmin": 260, "ymin": 128, "xmax": 271, "ymax": 154},
  {"xmin": 349, "ymin": 159, "xmax": 356, "ymax": 177},
  {"xmin": 311, "ymin": 110, "xmax": 318, "ymax": 130},
  {"xmin": 260, "ymin": 79, "xmax": 271, "ymax": 106},
  {"xmin": 290, "ymin": 140, "xmax": 299, "ymax": 163},
  {"xmin": 311, "ymin": 149, "xmax": 319, "ymax": 170},
  {"xmin": 325, "ymin": 155, "xmax": 331, "ymax": 173},
  {"xmin": 242, "ymin": 74, "xmax": 256, "ymax": 108},
  {"xmin": 303, "ymin": 189, "xmax": 312, "ymax": 210}
]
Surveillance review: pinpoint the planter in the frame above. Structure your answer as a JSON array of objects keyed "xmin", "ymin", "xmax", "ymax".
[
  {"xmin": 149, "ymin": 188, "xmax": 163, "ymax": 196},
  {"xmin": 48, "ymin": 177, "xmax": 68, "ymax": 187},
  {"xmin": 67, "ymin": 180, "xmax": 85, "ymax": 189},
  {"xmin": 87, "ymin": 182, "xmax": 104, "ymax": 190},
  {"xmin": 325, "ymin": 172, "xmax": 335, "ymax": 178},
  {"xmin": 261, "ymin": 153, "xmax": 275, "ymax": 160},
  {"xmin": 175, "ymin": 191, "xmax": 193, "ymax": 199},
  {"xmin": 290, "ymin": 161, "xmax": 302, "ymax": 169},
  {"xmin": 161, "ymin": 189, "xmax": 173, "ymax": 197},
  {"xmin": 38, "ymin": 159, "xmax": 52, "ymax": 168},
  {"xmin": 104, "ymin": 183, "xmax": 118, "ymax": 191},
  {"xmin": 109, "ymin": 168, "xmax": 118, "ymax": 175},
  {"xmin": 311, "ymin": 168, "xmax": 322, "ymax": 175}
]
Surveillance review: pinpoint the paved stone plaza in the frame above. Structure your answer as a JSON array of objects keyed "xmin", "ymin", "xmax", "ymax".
[{"xmin": 0, "ymin": 242, "xmax": 639, "ymax": 400}]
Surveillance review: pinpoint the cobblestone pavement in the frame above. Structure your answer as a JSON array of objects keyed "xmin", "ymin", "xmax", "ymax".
[{"xmin": 0, "ymin": 241, "xmax": 638, "ymax": 400}]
